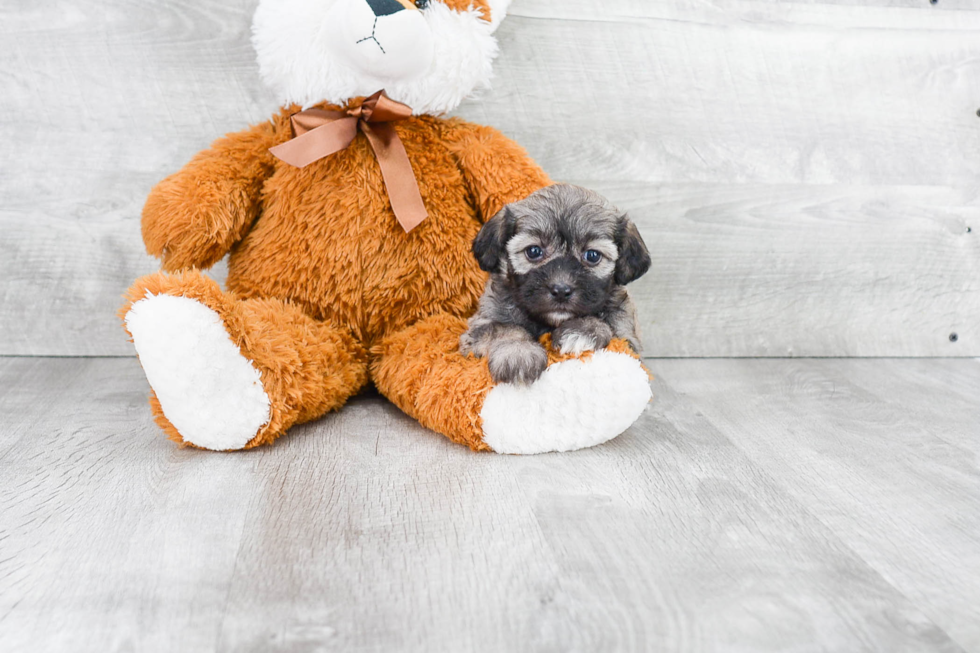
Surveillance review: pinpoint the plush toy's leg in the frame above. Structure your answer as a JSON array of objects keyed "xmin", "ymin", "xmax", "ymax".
[
  {"xmin": 371, "ymin": 314, "xmax": 653, "ymax": 454},
  {"xmin": 121, "ymin": 270, "xmax": 368, "ymax": 450}
]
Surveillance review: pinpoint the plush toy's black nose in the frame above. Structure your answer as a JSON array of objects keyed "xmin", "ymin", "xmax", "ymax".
[
  {"xmin": 549, "ymin": 284, "xmax": 574, "ymax": 301},
  {"xmin": 366, "ymin": 0, "xmax": 407, "ymax": 17}
]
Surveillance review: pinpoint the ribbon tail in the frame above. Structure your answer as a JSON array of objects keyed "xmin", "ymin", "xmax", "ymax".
[
  {"xmin": 270, "ymin": 117, "xmax": 359, "ymax": 168},
  {"xmin": 362, "ymin": 122, "xmax": 428, "ymax": 233}
]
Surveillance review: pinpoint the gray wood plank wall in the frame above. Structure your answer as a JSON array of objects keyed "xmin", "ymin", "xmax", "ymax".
[{"xmin": 2, "ymin": 0, "xmax": 979, "ymax": 356}]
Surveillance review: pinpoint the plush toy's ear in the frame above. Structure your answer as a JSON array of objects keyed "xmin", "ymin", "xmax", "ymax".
[
  {"xmin": 473, "ymin": 206, "xmax": 516, "ymax": 272},
  {"xmin": 614, "ymin": 215, "xmax": 651, "ymax": 286}
]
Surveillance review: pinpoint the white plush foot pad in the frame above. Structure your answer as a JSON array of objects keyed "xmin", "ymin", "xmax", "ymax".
[
  {"xmin": 125, "ymin": 294, "xmax": 271, "ymax": 451},
  {"xmin": 480, "ymin": 350, "xmax": 652, "ymax": 455}
]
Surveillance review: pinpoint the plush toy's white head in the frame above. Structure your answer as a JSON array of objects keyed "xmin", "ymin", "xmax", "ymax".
[{"xmin": 253, "ymin": 0, "xmax": 511, "ymax": 115}]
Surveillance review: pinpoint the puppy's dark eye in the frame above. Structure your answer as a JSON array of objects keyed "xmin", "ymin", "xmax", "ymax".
[
  {"xmin": 584, "ymin": 250, "xmax": 602, "ymax": 265},
  {"xmin": 525, "ymin": 245, "xmax": 544, "ymax": 261},
  {"xmin": 415, "ymin": 0, "xmax": 429, "ymax": 8}
]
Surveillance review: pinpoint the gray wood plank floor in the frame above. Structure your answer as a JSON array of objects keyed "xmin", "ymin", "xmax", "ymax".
[{"xmin": 1, "ymin": 356, "xmax": 977, "ymax": 653}]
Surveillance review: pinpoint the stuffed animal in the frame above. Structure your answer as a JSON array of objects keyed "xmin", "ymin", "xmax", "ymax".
[{"xmin": 121, "ymin": 0, "xmax": 652, "ymax": 454}]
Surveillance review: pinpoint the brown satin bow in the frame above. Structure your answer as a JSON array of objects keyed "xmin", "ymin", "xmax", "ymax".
[{"xmin": 269, "ymin": 90, "xmax": 428, "ymax": 233}]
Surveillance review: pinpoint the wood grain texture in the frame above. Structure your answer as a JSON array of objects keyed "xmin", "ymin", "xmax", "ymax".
[
  {"xmin": 597, "ymin": 181, "xmax": 980, "ymax": 357},
  {"xmin": 652, "ymin": 357, "xmax": 980, "ymax": 652},
  {"xmin": 1, "ymin": 0, "xmax": 980, "ymax": 355},
  {"xmin": 2, "ymin": 356, "xmax": 979, "ymax": 652},
  {"xmin": 0, "ymin": 0, "xmax": 266, "ymax": 356}
]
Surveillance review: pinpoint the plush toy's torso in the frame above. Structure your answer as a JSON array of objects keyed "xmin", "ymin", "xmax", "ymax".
[{"xmin": 227, "ymin": 108, "xmax": 488, "ymax": 345}]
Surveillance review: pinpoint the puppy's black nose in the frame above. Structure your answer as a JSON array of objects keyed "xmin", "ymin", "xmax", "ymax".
[
  {"xmin": 366, "ymin": 0, "xmax": 407, "ymax": 16},
  {"xmin": 549, "ymin": 284, "xmax": 574, "ymax": 301}
]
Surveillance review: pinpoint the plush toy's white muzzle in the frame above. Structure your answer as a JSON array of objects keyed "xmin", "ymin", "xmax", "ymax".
[
  {"xmin": 253, "ymin": 0, "xmax": 506, "ymax": 114},
  {"xmin": 326, "ymin": 0, "xmax": 434, "ymax": 81}
]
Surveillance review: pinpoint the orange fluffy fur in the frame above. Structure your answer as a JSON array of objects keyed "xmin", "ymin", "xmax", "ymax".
[{"xmin": 125, "ymin": 99, "xmax": 636, "ymax": 450}]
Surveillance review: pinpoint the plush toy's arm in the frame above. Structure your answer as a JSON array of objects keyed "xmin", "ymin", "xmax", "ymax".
[
  {"xmin": 142, "ymin": 119, "xmax": 282, "ymax": 271},
  {"xmin": 442, "ymin": 119, "xmax": 552, "ymax": 222}
]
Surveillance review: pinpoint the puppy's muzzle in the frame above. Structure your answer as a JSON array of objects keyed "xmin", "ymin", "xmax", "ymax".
[{"xmin": 538, "ymin": 260, "xmax": 580, "ymax": 307}]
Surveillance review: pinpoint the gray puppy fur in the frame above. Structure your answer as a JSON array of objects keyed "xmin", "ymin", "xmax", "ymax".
[{"xmin": 460, "ymin": 184, "xmax": 651, "ymax": 385}]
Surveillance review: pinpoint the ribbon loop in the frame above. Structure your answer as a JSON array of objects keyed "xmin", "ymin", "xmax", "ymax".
[{"xmin": 268, "ymin": 90, "xmax": 427, "ymax": 233}]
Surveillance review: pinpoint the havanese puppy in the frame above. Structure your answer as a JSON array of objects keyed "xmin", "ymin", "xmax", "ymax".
[{"xmin": 460, "ymin": 184, "xmax": 651, "ymax": 385}]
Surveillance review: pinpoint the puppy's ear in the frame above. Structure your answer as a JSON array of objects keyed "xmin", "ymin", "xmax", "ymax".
[
  {"xmin": 614, "ymin": 215, "xmax": 651, "ymax": 285},
  {"xmin": 472, "ymin": 206, "xmax": 516, "ymax": 272}
]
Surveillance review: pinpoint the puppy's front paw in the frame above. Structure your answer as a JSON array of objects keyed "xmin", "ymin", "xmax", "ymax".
[
  {"xmin": 557, "ymin": 332, "xmax": 597, "ymax": 355},
  {"xmin": 488, "ymin": 340, "xmax": 548, "ymax": 385},
  {"xmin": 554, "ymin": 318, "xmax": 614, "ymax": 355}
]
